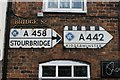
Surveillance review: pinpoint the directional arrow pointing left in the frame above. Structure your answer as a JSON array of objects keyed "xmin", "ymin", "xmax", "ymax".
[{"xmin": 9, "ymin": 28, "xmax": 62, "ymax": 48}]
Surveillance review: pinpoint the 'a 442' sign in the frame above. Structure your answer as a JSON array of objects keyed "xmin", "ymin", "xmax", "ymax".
[{"xmin": 64, "ymin": 26, "xmax": 113, "ymax": 48}]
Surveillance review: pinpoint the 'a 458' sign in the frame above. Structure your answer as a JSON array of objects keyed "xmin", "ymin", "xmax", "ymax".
[
  {"xmin": 64, "ymin": 26, "xmax": 113, "ymax": 48},
  {"xmin": 9, "ymin": 28, "xmax": 62, "ymax": 48}
]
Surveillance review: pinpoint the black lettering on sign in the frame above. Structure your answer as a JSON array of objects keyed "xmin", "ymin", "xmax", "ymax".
[
  {"xmin": 32, "ymin": 30, "xmax": 37, "ymax": 36},
  {"xmin": 79, "ymin": 34, "xmax": 85, "ymax": 41},
  {"xmin": 79, "ymin": 33, "xmax": 104, "ymax": 41},
  {"xmin": 93, "ymin": 34, "xmax": 98, "ymax": 41},
  {"xmin": 86, "ymin": 34, "xmax": 92, "ymax": 41},
  {"xmin": 23, "ymin": 30, "xmax": 29, "ymax": 36},
  {"xmin": 31, "ymin": 30, "xmax": 47, "ymax": 37},
  {"xmin": 101, "ymin": 61, "xmax": 120, "ymax": 78},
  {"xmin": 99, "ymin": 34, "xmax": 104, "ymax": 41},
  {"xmin": 42, "ymin": 30, "xmax": 47, "ymax": 36},
  {"xmin": 9, "ymin": 40, "xmax": 51, "ymax": 47}
]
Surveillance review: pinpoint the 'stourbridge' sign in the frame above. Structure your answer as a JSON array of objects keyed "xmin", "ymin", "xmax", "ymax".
[{"xmin": 9, "ymin": 28, "xmax": 62, "ymax": 48}]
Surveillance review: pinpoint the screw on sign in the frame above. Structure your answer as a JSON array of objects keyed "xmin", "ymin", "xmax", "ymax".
[
  {"xmin": 9, "ymin": 28, "xmax": 62, "ymax": 48},
  {"xmin": 64, "ymin": 26, "xmax": 113, "ymax": 48}
]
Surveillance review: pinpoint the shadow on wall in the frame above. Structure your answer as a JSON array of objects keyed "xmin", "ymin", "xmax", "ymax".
[{"xmin": 0, "ymin": 61, "xmax": 2, "ymax": 79}]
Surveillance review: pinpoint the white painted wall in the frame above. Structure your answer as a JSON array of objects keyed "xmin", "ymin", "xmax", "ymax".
[{"xmin": 0, "ymin": 1, "xmax": 7, "ymax": 61}]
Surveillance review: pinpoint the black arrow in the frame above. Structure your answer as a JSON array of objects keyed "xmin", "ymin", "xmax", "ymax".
[{"xmin": 52, "ymin": 34, "xmax": 61, "ymax": 42}]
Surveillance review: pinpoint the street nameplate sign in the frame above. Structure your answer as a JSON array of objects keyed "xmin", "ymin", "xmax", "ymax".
[
  {"xmin": 64, "ymin": 26, "xmax": 113, "ymax": 48},
  {"xmin": 9, "ymin": 28, "xmax": 62, "ymax": 48}
]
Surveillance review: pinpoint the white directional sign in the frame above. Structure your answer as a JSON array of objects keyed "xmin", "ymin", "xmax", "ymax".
[
  {"xmin": 9, "ymin": 28, "xmax": 62, "ymax": 48},
  {"xmin": 64, "ymin": 26, "xmax": 113, "ymax": 48}
]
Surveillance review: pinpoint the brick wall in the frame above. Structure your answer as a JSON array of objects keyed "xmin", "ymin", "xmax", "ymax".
[{"xmin": 5, "ymin": 2, "xmax": 119, "ymax": 80}]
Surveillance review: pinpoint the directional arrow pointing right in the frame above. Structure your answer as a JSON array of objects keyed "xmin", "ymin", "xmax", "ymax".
[
  {"xmin": 52, "ymin": 30, "xmax": 62, "ymax": 47},
  {"xmin": 52, "ymin": 35, "xmax": 61, "ymax": 42}
]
